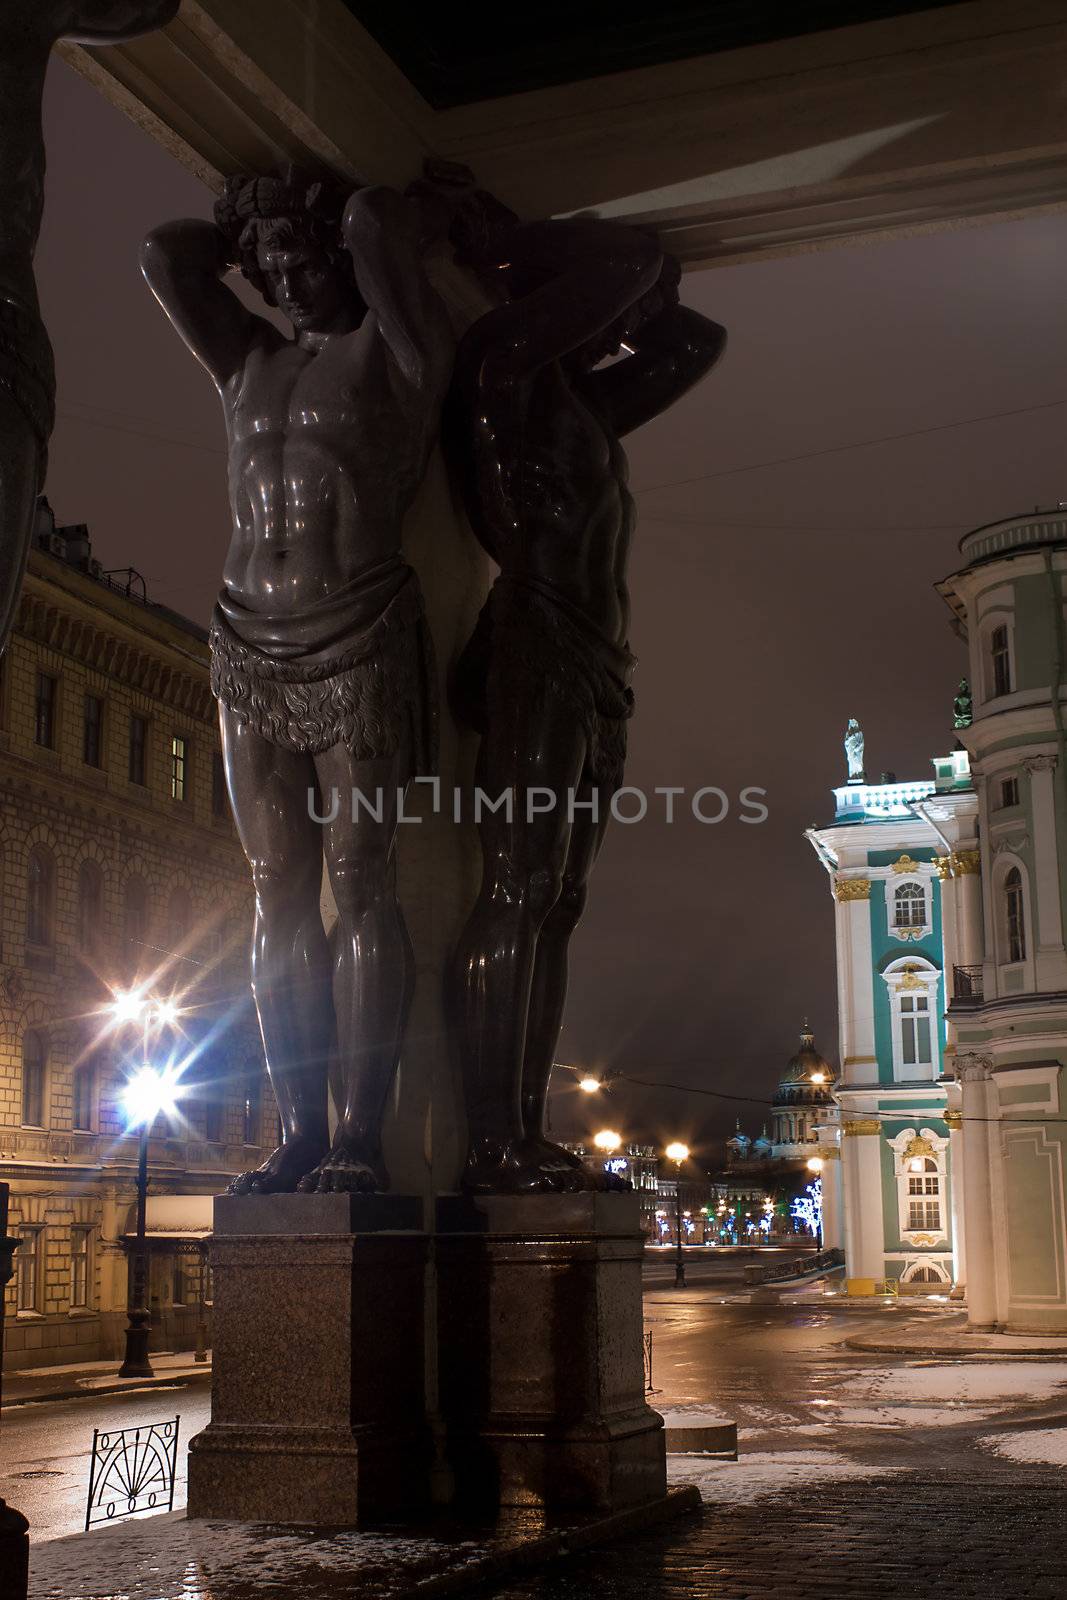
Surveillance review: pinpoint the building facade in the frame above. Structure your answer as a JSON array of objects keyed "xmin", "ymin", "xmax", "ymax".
[
  {"xmin": 806, "ymin": 746, "xmax": 978, "ymax": 1295},
  {"xmin": 1, "ymin": 509, "xmax": 267, "ymax": 1370},
  {"xmin": 937, "ymin": 511, "xmax": 1067, "ymax": 1330}
]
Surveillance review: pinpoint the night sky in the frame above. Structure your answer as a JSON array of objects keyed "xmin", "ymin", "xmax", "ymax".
[{"xmin": 35, "ymin": 60, "xmax": 1067, "ymax": 1167}]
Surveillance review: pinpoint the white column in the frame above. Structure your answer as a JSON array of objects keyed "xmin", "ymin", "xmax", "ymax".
[
  {"xmin": 836, "ymin": 878, "xmax": 877, "ymax": 1085},
  {"xmin": 954, "ymin": 854, "xmax": 984, "ymax": 969},
  {"xmin": 1025, "ymin": 755, "xmax": 1067, "ymax": 988},
  {"xmin": 841, "ymin": 1120, "xmax": 885, "ymax": 1288},
  {"xmin": 946, "ymin": 1107, "xmax": 967, "ymax": 1295},
  {"xmin": 957, "ymin": 1056, "xmax": 997, "ymax": 1329},
  {"xmin": 819, "ymin": 1149, "xmax": 844, "ymax": 1252}
]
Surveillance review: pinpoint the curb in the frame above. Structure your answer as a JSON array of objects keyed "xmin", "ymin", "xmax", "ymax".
[
  {"xmin": 844, "ymin": 1336, "xmax": 1067, "ymax": 1357},
  {"xmin": 2, "ymin": 1368, "xmax": 210, "ymax": 1410}
]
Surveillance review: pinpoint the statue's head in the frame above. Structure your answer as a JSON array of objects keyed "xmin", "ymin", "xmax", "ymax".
[{"xmin": 215, "ymin": 171, "xmax": 363, "ymax": 334}]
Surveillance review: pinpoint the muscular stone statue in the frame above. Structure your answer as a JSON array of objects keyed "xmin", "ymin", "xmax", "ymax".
[
  {"xmin": 142, "ymin": 171, "xmax": 453, "ymax": 1193},
  {"xmin": 447, "ymin": 217, "xmax": 726, "ymax": 1192},
  {"xmin": 0, "ymin": 1, "xmax": 179, "ymax": 654}
]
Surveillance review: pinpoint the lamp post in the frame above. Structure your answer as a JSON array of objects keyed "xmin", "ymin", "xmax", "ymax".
[
  {"xmin": 665, "ymin": 1141, "xmax": 689, "ymax": 1287},
  {"xmin": 107, "ymin": 991, "xmax": 184, "ymax": 1379}
]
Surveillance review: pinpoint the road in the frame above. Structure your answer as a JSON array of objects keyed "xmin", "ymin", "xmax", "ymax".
[
  {"xmin": 1, "ymin": 1380, "xmax": 210, "ymax": 1542},
  {"xmin": 7, "ymin": 1253, "xmax": 1067, "ymax": 1597}
]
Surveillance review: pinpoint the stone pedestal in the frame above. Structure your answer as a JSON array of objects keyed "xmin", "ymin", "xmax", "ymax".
[
  {"xmin": 436, "ymin": 1192, "xmax": 665, "ymax": 1513},
  {"xmin": 187, "ymin": 1194, "xmax": 428, "ymax": 1525}
]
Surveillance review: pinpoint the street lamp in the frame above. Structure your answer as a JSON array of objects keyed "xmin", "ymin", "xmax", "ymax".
[
  {"xmin": 578, "ymin": 1076, "xmax": 602, "ymax": 1094},
  {"xmin": 665, "ymin": 1141, "xmax": 689, "ymax": 1288},
  {"xmin": 119, "ymin": 1064, "xmax": 181, "ymax": 1378},
  {"xmin": 593, "ymin": 1128, "xmax": 622, "ymax": 1153}
]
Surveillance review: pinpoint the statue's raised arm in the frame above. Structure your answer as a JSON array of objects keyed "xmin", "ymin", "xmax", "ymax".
[{"xmin": 53, "ymin": 1, "xmax": 180, "ymax": 44}]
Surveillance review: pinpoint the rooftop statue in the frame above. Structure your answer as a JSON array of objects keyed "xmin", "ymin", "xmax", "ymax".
[
  {"xmin": 0, "ymin": 2, "xmax": 179, "ymax": 653},
  {"xmin": 953, "ymin": 677, "xmax": 973, "ymax": 730},
  {"xmin": 446, "ymin": 215, "xmax": 726, "ymax": 1192},
  {"xmin": 143, "ymin": 169, "xmax": 455, "ymax": 1194},
  {"xmin": 844, "ymin": 717, "xmax": 865, "ymax": 782}
]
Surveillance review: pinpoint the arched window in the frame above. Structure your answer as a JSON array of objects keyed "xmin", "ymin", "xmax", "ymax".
[
  {"xmin": 123, "ymin": 877, "xmax": 147, "ymax": 970},
  {"xmin": 893, "ymin": 881, "xmax": 925, "ymax": 929},
  {"xmin": 22, "ymin": 1030, "xmax": 46, "ymax": 1126},
  {"xmin": 906, "ymin": 1158, "xmax": 941, "ymax": 1232},
  {"xmin": 26, "ymin": 847, "xmax": 54, "ymax": 947},
  {"xmin": 991, "ymin": 624, "xmax": 1012, "ymax": 697},
  {"xmin": 909, "ymin": 1265, "xmax": 942, "ymax": 1284},
  {"xmin": 77, "ymin": 861, "xmax": 104, "ymax": 955},
  {"xmin": 1005, "ymin": 867, "xmax": 1026, "ymax": 964}
]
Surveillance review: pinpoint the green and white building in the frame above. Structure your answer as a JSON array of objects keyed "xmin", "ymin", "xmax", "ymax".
[
  {"xmin": 807, "ymin": 748, "xmax": 978, "ymax": 1297},
  {"xmin": 936, "ymin": 511, "xmax": 1067, "ymax": 1331}
]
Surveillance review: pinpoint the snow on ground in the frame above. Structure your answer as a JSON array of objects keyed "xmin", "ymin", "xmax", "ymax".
[
  {"xmin": 29, "ymin": 1515, "xmax": 489, "ymax": 1600},
  {"xmin": 978, "ymin": 1428, "xmax": 1067, "ymax": 1467},
  {"xmin": 668, "ymin": 1450, "xmax": 897, "ymax": 1505},
  {"xmin": 816, "ymin": 1361, "xmax": 1067, "ymax": 1406}
]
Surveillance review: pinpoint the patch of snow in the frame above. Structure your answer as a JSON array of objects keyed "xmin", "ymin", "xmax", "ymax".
[
  {"xmin": 979, "ymin": 1427, "xmax": 1067, "ymax": 1467},
  {"xmin": 668, "ymin": 1449, "xmax": 897, "ymax": 1506},
  {"xmin": 829, "ymin": 1361, "xmax": 1067, "ymax": 1406}
]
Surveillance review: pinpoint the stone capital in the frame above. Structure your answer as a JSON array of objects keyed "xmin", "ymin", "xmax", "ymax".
[
  {"xmin": 1024, "ymin": 754, "xmax": 1058, "ymax": 774},
  {"xmin": 954, "ymin": 1052, "xmax": 994, "ymax": 1083},
  {"xmin": 953, "ymin": 849, "xmax": 981, "ymax": 876},
  {"xmin": 842, "ymin": 1117, "xmax": 881, "ymax": 1136},
  {"xmin": 834, "ymin": 876, "xmax": 871, "ymax": 902},
  {"xmin": 944, "ymin": 1108, "xmax": 963, "ymax": 1129}
]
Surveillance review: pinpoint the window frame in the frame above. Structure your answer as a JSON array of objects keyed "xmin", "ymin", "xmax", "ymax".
[
  {"xmin": 128, "ymin": 713, "xmax": 148, "ymax": 787},
  {"xmin": 72, "ymin": 1061, "xmax": 94, "ymax": 1132},
  {"xmin": 880, "ymin": 958, "xmax": 941, "ymax": 1082},
  {"xmin": 26, "ymin": 846, "xmax": 55, "ymax": 949},
  {"xmin": 82, "ymin": 693, "xmax": 104, "ymax": 768},
  {"xmin": 171, "ymin": 733, "xmax": 189, "ymax": 803},
  {"xmin": 21, "ymin": 1029, "xmax": 46, "ymax": 1128},
  {"xmin": 16, "ymin": 1225, "xmax": 42, "ymax": 1315},
  {"xmin": 889, "ymin": 1128, "xmax": 950, "ymax": 1246},
  {"xmin": 34, "ymin": 671, "xmax": 56, "ymax": 749},
  {"xmin": 991, "ymin": 623, "xmax": 1012, "ymax": 697},
  {"xmin": 70, "ymin": 1225, "xmax": 92, "ymax": 1310},
  {"xmin": 1004, "ymin": 865, "xmax": 1027, "ymax": 965}
]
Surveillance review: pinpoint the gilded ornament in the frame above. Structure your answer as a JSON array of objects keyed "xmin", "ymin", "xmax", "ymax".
[
  {"xmin": 895, "ymin": 965, "xmax": 926, "ymax": 992},
  {"xmin": 843, "ymin": 1117, "xmax": 881, "ymax": 1136},
  {"xmin": 903, "ymin": 1134, "xmax": 934, "ymax": 1159},
  {"xmin": 891, "ymin": 853, "xmax": 923, "ymax": 875},
  {"xmin": 953, "ymin": 850, "xmax": 980, "ymax": 875},
  {"xmin": 908, "ymin": 1233, "xmax": 939, "ymax": 1247},
  {"xmin": 835, "ymin": 877, "xmax": 871, "ymax": 902},
  {"xmin": 944, "ymin": 1109, "xmax": 963, "ymax": 1129},
  {"xmin": 935, "ymin": 856, "xmax": 953, "ymax": 880}
]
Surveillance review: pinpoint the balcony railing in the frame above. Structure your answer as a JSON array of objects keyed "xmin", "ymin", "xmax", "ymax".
[{"xmin": 952, "ymin": 964, "xmax": 984, "ymax": 1003}]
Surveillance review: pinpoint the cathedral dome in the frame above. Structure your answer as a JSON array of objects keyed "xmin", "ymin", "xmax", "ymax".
[{"xmin": 776, "ymin": 1024, "xmax": 835, "ymax": 1100}]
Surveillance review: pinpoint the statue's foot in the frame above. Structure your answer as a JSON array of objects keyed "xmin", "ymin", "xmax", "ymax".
[
  {"xmin": 229, "ymin": 1135, "xmax": 327, "ymax": 1196},
  {"xmin": 461, "ymin": 1135, "xmax": 628, "ymax": 1195},
  {"xmin": 297, "ymin": 1137, "xmax": 389, "ymax": 1194}
]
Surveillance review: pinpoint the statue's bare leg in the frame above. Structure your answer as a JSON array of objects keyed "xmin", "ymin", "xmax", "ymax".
[
  {"xmin": 0, "ymin": 394, "xmax": 41, "ymax": 656},
  {"xmin": 298, "ymin": 746, "xmax": 412, "ymax": 1194},
  {"xmin": 220, "ymin": 708, "xmax": 332, "ymax": 1193},
  {"xmin": 452, "ymin": 690, "xmax": 601, "ymax": 1193},
  {"xmin": 519, "ymin": 776, "xmax": 625, "ymax": 1188}
]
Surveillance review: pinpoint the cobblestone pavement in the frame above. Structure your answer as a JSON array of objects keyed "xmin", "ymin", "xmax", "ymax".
[
  {"xmin": 488, "ymin": 1263, "xmax": 1067, "ymax": 1599},
  {"xmin": 489, "ymin": 1468, "xmax": 1067, "ymax": 1599}
]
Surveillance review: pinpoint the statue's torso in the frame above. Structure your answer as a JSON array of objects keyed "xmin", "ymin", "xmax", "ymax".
[
  {"xmin": 475, "ymin": 361, "xmax": 633, "ymax": 645},
  {"xmin": 223, "ymin": 322, "xmax": 434, "ymax": 616}
]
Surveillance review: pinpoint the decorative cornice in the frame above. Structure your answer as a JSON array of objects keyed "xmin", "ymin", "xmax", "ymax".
[
  {"xmin": 835, "ymin": 876, "xmax": 871, "ymax": 902},
  {"xmin": 817, "ymin": 1147, "xmax": 841, "ymax": 1160},
  {"xmin": 843, "ymin": 1117, "xmax": 881, "ymax": 1136}
]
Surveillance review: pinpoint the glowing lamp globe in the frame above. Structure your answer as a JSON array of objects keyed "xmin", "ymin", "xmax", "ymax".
[
  {"xmin": 593, "ymin": 1129, "xmax": 622, "ymax": 1153},
  {"xmin": 123, "ymin": 1064, "xmax": 181, "ymax": 1130},
  {"xmin": 578, "ymin": 1076, "xmax": 601, "ymax": 1094},
  {"xmin": 110, "ymin": 990, "xmax": 146, "ymax": 1024},
  {"xmin": 665, "ymin": 1141, "xmax": 689, "ymax": 1165},
  {"xmin": 807, "ymin": 1157, "xmax": 824, "ymax": 1173}
]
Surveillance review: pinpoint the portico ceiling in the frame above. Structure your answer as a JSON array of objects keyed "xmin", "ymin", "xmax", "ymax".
[{"xmin": 61, "ymin": 0, "xmax": 1067, "ymax": 267}]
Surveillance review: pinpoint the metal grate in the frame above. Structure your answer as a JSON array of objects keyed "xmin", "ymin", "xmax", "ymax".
[{"xmin": 85, "ymin": 1416, "xmax": 179, "ymax": 1531}]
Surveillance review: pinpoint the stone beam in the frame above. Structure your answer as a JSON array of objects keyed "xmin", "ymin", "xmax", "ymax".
[{"xmin": 62, "ymin": 0, "xmax": 1067, "ymax": 267}]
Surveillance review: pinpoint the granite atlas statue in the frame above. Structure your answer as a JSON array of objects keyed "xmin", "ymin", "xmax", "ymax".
[
  {"xmin": 142, "ymin": 169, "xmax": 454, "ymax": 1195},
  {"xmin": 447, "ymin": 214, "xmax": 726, "ymax": 1193},
  {"xmin": 0, "ymin": 1, "xmax": 179, "ymax": 655}
]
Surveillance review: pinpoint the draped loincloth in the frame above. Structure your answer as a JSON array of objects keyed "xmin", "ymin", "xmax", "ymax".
[
  {"xmin": 210, "ymin": 558, "xmax": 437, "ymax": 773},
  {"xmin": 0, "ymin": 296, "xmax": 55, "ymax": 484},
  {"xmin": 455, "ymin": 575, "xmax": 635, "ymax": 791}
]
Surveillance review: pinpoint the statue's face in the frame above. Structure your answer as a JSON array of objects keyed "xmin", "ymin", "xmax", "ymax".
[{"xmin": 257, "ymin": 241, "xmax": 353, "ymax": 333}]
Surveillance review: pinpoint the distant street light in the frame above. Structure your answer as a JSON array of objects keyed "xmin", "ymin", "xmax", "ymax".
[
  {"xmin": 593, "ymin": 1129, "xmax": 622, "ymax": 1153},
  {"xmin": 578, "ymin": 1076, "xmax": 602, "ymax": 1094},
  {"xmin": 807, "ymin": 1156, "xmax": 824, "ymax": 1173},
  {"xmin": 665, "ymin": 1142, "xmax": 690, "ymax": 1288}
]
